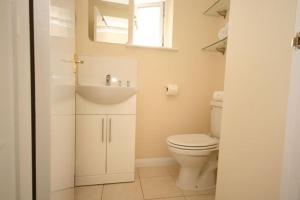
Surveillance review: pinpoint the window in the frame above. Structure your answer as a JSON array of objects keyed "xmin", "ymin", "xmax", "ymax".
[{"xmin": 133, "ymin": 0, "xmax": 173, "ymax": 47}]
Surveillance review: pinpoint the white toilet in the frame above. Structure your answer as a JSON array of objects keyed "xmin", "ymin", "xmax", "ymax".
[{"xmin": 167, "ymin": 91, "xmax": 223, "ymax": 191}]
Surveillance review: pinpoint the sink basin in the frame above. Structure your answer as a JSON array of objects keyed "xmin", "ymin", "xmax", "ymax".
[{"xmin": 77, "ymin": 84, "xmax": 137, "ymax": 104}]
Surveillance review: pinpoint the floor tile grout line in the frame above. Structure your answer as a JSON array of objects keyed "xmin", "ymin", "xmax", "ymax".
[
  {"xmin": 77, "ymin": 166, "xmax": 215, "ymax": 200},
  {"xmin": 137, "ymin": 166, "xmax": 184, "ymax": 200},
  {"xmin": 138, "ymin": 168, "xmax": 182, "ymax": 200},
  {"xmin": 100, "ymin": 184, "xmax": 104, "ymax": 200},
  {"xmin": 143, "ymin": 195, "xmax": 184, "ymax": 200},
  {"xmin": 138, "ymin": 166, "xmax": 174, "ymax": 179},
  {"xmin": 165, "ymin": 166, "xmax": 173, "ymax": 177},
  {"xmin": 166, "ymin": 166, "xmax": 175, "ymax": 177},
  {"xmin": 142, "ymin": 194, "xmax": 185, "ymax": 200},
  {"xmin": 137, "ymin": 169, "xmax": 147, "ymax": 200},
  {"xmin": 137, "ymin": 167, "xmax": 215, "ymax": 199}
]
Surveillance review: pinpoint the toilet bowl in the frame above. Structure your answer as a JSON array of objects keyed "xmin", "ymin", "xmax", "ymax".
[
  {"xmin": 167, "ymin": 134, "xmax": 218, "ymax": 191},
  {"xmin": 167, "ymin": 91, "xmax": 223, "ymax": 191}
]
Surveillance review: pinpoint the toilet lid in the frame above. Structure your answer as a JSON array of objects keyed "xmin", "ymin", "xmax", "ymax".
[{"xmin": 167, "ymin": 134, "xmax": 218, "ymax": 147}]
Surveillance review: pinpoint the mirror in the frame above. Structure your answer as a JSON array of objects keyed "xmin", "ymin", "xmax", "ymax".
[
  {"xmin": 88, "ymin": 0, "xmax": 174, "ymax": 47},
  {"xmin": 89, "ymin": 0, "xmax": 130, "ymax": 44}
]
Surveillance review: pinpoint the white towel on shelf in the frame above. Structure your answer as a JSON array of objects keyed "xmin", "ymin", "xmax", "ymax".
[
  {"xmin": 218, "ymin": 23, "xmax": 228, "ymax": 40},
  {"xmin": 213, "ymin": 91, "xmax": 224, "ymax": 101}
]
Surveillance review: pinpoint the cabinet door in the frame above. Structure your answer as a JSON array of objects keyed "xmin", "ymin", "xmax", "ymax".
[
  {"xmin": 76, "ymin": 115, "xmax": 107, "ymax": 176},
  {"xmin": 107, "ymin": 115, "xmax": 136, "ymax": 174}
]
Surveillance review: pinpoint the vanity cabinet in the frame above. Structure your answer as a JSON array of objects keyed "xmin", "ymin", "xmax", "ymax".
[
  {"xmin": 75, "ymin": 56, "xmax": 137, "ymax": 186},
  {"xmin": 106, "ymin": 115, "xmax": 135, "ymax": 174},
  {"xmin": 75, "ymin": 114, "xmax": 135, "ymax": 186}
]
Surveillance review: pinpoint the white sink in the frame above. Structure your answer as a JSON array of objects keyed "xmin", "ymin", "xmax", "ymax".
[{"xmin": 77, "ymin": 84, "xmax": 137, "ymax": 105}]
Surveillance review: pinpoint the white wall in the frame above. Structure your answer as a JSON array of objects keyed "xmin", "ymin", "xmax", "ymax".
[
  {"xmin": 280, "ymin": 1, "xmax": 300, "ymax": 199},
  {"xmin": 215, "ymin": 0, "xmax": 298, "ymax": 200}
]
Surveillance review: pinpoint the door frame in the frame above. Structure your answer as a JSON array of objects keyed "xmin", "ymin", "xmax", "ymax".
[
  {"xmin": 1, "ymin": 0, "xmax": 34, "ymax": 199},
  {"xmin": 31, "ymin": 0, "xmax": 52, "ymax": 199},
  {"xmin": 29, "ymin": 0, "xmax": 36, "ymax": 199},
  {"xmin": 280, "ymin": 0, "xmax": 300, "ymax": 199}
]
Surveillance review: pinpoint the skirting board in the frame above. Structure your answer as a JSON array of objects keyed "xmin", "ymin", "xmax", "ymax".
[
  {"xmin": 135, "ymin": 157, "xmax": 176, "ymax": 168},
  {"xmin": 75, "ymin": 173, "xmax": 135, "ymax": 186}
]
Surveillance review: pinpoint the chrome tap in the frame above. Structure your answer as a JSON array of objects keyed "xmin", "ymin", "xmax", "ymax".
[{"xmin": 106, "ymin": 74, "xmax": 111, "ymax": 86}]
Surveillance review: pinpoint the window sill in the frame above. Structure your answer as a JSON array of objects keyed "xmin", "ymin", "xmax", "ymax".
[{"xmin": 125, "ymin": 44, "xmax": 178, "ymax": 52}]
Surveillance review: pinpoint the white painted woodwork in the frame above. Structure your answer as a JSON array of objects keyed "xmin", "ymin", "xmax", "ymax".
[
  {"xmin": 281, "ymin": 0, "xmax": 300, "ymax": 199},
  {"xmin": 75, "ymin": 114, "xmax": 136, "ymax": 185},
  {"xmin": 52, "ymin": 116, "xmax": 75, "ymax": 190},
  {"xmin": 76, "ymin": 115, "xmax": 107, "ymax": 177},
  {"xmin": 107, "ymin": 115, "xmax": 136, "ymax": 174},
  {"xmin": 75, "ymin": 56, "xmax": 137, "ymax": 186},
  {"xmin": 1, "ymin": 0, "xmax": 32, "ymax": 199},
  {"xmin": 1, "ymin": 1, "xmax": 17, "ymax": 199},
  {"xmin": 75, "ymin": 173, "xmax": 135, "ymax": 186},
  {"xmin": 49, "ymin": 0, "xmax": 76, "ymax": 196},
  {"xmin": 76, "ymin": 95, "xmax": 137, "ymax": 115}
]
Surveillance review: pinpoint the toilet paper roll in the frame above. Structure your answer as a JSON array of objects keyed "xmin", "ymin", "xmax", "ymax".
[{"xmin": 166, "ymin": 84, "xmax": 178, "ymax": 96}]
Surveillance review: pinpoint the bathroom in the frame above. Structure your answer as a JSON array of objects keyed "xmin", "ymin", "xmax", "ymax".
[{"xmin": 1, "ymin": 0, "xmax": 300, "ymax": 200}]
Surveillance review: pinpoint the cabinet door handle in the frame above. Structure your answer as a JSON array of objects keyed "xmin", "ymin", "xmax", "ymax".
[
  {"xmin": 109, "ymin": 118, "xmax": 112, "ymax": 143},
  {"xmin": 101, "ymin": 118, "xmax": 105, "ymax": 143}
]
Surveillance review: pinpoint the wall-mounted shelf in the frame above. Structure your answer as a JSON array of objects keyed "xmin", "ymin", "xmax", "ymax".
[
  {"xmin": 202, "ymin": 37, "xmax": 227, "ymax": 54},
  {"xmin": 204, "ymin": 0, "xmax": 230, "ymax": 18}
]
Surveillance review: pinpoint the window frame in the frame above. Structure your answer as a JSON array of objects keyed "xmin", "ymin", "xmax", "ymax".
[{"xmin": 133, "ymin": 1, "xmax": 166, "ymax": 47}]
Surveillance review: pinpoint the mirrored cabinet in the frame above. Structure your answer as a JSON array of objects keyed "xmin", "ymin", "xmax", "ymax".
[{"xmin": 88, "ymin": 0, "xmax": 174, "ymax": 48}]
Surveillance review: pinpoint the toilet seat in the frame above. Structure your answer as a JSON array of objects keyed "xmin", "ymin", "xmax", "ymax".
[
  {"xmin": 167, "ymin": 142, "xmax": 218, "ymax": 151},
  {"xmin": 168, "ymin": 145, "xmax": 217, "ymax": 156},
  {"xmin": 167, "ymin": 134, "xmax": 218, "ymax": 150}
]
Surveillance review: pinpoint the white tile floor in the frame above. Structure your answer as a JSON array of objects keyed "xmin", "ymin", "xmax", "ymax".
[{"xmin": 75, "ymin": 166, "xmax": 215, "ymax": 200}]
